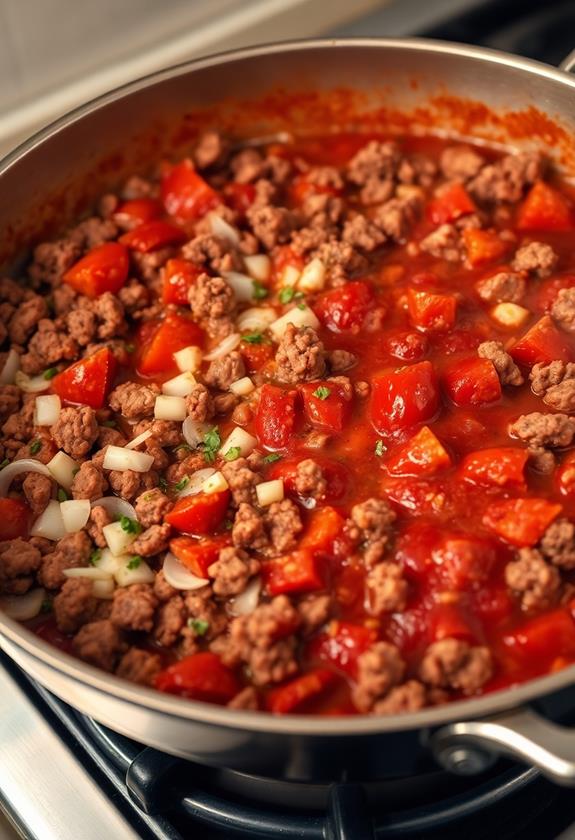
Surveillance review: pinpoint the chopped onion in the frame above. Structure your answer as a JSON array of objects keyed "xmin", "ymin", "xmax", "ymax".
[
  {"xmin": 244, "ymin": 254, "xmax": 271, "ymax": 282},
  {"xmin": 115, "ymin": 558, "xmax": 155, "ymax": 587},
  {"xmin": 298, "ymin": 258, "xmax": 326, "ymax": 292},
  {"xmin": 93, "ymin": 548, "xmax": 123, "ymax": 575},
  {"xmin": 161, "ymin": 371, "xmax": 197, "ymax": 397},
  {"xmin": 223, "ymin": 271, "xmax": 256, "ymax": 302},
  {"xmin": 220, "ymin": 426, "xmax": 257, "ymax": 458},
  {"xmin": 60, "ymin": 499, "xmax": 91, "ymax": 533},
  {"xmin": 201, "ymin": 470, "xmax": 229, "ymax": 495},
  {"xmin": 91, "ymin": 496, "xmax": 136, "ymax": 521},
  {"xmin": 0, "ymin": 459, "xmax": 51, "ymax": 497},
  {"xmin": 63, "ymin": 567, "xmax": 113, "ymax": 581},
  {"xmin": 163, "ymin": 552, "xmax": 210, "ymax": 590},
  {"xmin": 124, "ymin": 429, "xmax": 153, "ymax": 451},
  {"xmin": 92, "ymin": 579, "xmax": 115, "ymax": 599},
  {"xmin": 34, "ymin": 394, "xmax": 61, "ymax": 426},
  {"xmin": 229, "ymin": 576, "xmax": 261, "ymax": 617},
  {"xmin": 209, "ymin": 213, "xmax": 240, "ymax": 246},
  {"xmin": 236, "ymin": 307, "xmax": 276, "ymax": 333},
  {"xmin": 15, "ymin": 370, "xmax": 50, "ymax": 393},
  {"xmin": 154, "ymin": 395, "xmax": 187, "ymax": 421},
  {"xmin": 177, "ymin": 467, "xmax": 215, "ymax": 498},
  {"xmin": 0, "ymin": 587, "xmax": 45, "ymax": 621},
  {"xmin": 239, "ymin": 131, "xmax": 293, "ymax": 148},
  {"xmin": 203, "ymin": 332, "xmax": 241, "ymax": 362},
  {"xmin": 30, "ymin": 499, "xmax": 67, "ymax": 541},
  {"xmin": 47, "ymin": 451, "xmax": 78, "ymax": 491},
  {"xmin": 103, "ymin": 445, "xmax": 154, "ymax": 473},
  {"xmin": 256, "ymin": 479, "xmax": 284, "ymax": 507},
  {"xmin": 0, "ymin": 349, "xmax": 20, "ymax": 385},
  {"xmin": 174, "ymin": 345, "xmax": 202, "ymax": 373},
  {"xmin": 270, "ymin": 305, "xmax": 320, "ymax": 341},
  {"xmin": 229, "ymin": 376, "xmax": 255, "ymax": 396},
  {"xmin": 103, "ymin": 521, "xmax": 137, "ymax": 557},
  {"xmin": 281, "ymin": 265, "xmax": 301, "ymax": 288},
  {"xmin": 182, "ymin": 417, "xmax": 207, "ymax": 449}
]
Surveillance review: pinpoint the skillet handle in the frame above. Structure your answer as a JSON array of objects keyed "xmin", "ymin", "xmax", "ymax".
[
  {"xmin": 559, "ymin": 50, "xmax": 575, "ymax": 74},
  {"xmin": 430, "ymin": 707, "xmax": 575, "ymax": 786}
]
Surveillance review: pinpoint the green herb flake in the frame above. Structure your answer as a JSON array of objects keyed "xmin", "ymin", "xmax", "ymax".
[
  {"xmin": 313, "ymin": 386, "xmax": 331, "ymax": 401},
  {"xmin": 174, "ymin": 443, "xmax": 192, "ymax": 454},
  {"xmin": 375, "ymin": 440, "xmax": 387, "ymax": 457},
  {"xmin": 120, "ymin": 515, "xmax": 142, "ymax": 536},
  {"xmin": 188, "ymin": 618, "xmax": 209, "ymax": 636},
  {"xmin": 174, "ymin": 476, "xmax": 189, "ymax": 492},
  {"xmin": 0, "ymin": 458, "xmax": 9, "ymax": 470},
  {"xmin": 43, "ymin": 367, "xmax": 58, "ymax": 381},
  {"xmin": 263, "ymin": 453, "xmax": 282, "ymax": 464},
  {"xmin": 224, "ymin": 518, "xmax": 234, "ymax": 531},
  {"xmin": 30, "ymin": 440, "xmax": 42, "ymax": 455},
  {"xmin": 41, "ymin": 598, "xmax": 53, "ymax": 613},
  {"xmin": 279, "ymin": 286, "xmax": 295, "ymax": 304},
  {"xmin": 127, "ymin": 555, "xmax": 142, "ymax": 570},
  {"xmin": 125, "ymin": 343, "xmax": 135, "ymax": 354},
  {"xmin": 297, "ymin": 302, "xmax": 307, "ymax": 311},
  {"xmin": 57, "ymin": 488, "xmax": 68, "ymax": 503},
  {"xmin": 242, "ymin": 331, "xmax": 264, "ymax": 345},
  {"xmin": 252, "ymin": 280, "xmax": 269, "ymax": 301},
  {"xmin": 203, "ymin": 426, "xmax": 221, "ymax": 463},
  {"xmin": 159, "ymin": 477, "xmax": 168, "ymax": 493},
  {"xmin": 88, "ymin": 549, "xmax": 101, "ymax": 567},
  {"xmin": 224, "ymin": 446, "xmax": 241, "ymax": 462}
]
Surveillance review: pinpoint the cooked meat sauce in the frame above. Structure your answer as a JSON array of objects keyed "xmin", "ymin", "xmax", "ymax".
[{"xmin": 3, "ymin": 131, "xmax": 575, "ymax": 715}]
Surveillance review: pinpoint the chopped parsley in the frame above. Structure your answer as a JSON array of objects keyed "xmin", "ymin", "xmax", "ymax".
[
  {"xmin": 224, "ymin": 446, "xmax": 241, "ymax": 462},
  {"xmin": 174, "ymin": 476, "xmax": 189, "ymax": 492},
  {"xmin": 188, "ymin": 618, "xmax": 209, "ymax": 636},
  {"xmin": 127, "ymin": 555, "xmax": 142, "ymax": 570},
  {"xmin": 313, "ymin": 386, "xmax": 331, "ymax": 401},
  {"xmin": 57, "ymin": 488, "xmax": 68, "ymax": 502},
  {"xmin": 43, "ymin": 367, "xmax": 58, "ymax": 380},
  {"xmin": 278, "ymin": 286, "xmax": 303, "ymax": 304},
  {"xmin": 158, "ymin": 476, "xmax": 168, "ymax": 493},
  {"xmin": 88, "ymin": 549, "xmax": 101, "ymax": 567},
  {"xmin": 203, "ymin": 426, "xmax": 221, "ymax": 463},
  {"xmin": 119, "ymin": 515, "xmax": 142, "ymax": 536},
  {"xmin": 242, "ymin": 331, "xmax": 264, "ymax": 344},
  {"xmin": 0, "ymin": 458, "xmax": 9, "ymax": 470},
  {"xmin": 297, "ymin": 302, "xmax": 307, "ymax": 311},
  {"xmin": 263, "ymin": 453, "xmax": 282, "ymax": 464},
  {"xmin": 252, "ymin": 280, "xmax": 269, "ymax": 301},
  {"xmin": 174, "ymin": 443, "xmax": 192, "ymax": 454},
  {"xmin": 375, "ymin": 440, "xmax": 387, "ymax": 457},
  {"xmin": 30, "ymin": 440, "xmax": 42, "ymax": 455},
  {"xmin": 223, "ymin": 518, "xmax": 234, "ymax": 531}
]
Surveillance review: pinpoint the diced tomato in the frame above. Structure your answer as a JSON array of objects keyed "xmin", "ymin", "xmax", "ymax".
[
  {"xmin": 535, "ymin": 276, "xmax": 575, "ymax": 314},
  {"xmin": 434, "ymin": 537, "xmax": 496, "ymax": 591},
  {"xmin": 315, "ymin": 281, "xmax": 374, "ymax": 333},
  {"xmin": 503, "ymin": 609, "xmax": 575, "ymax": 662},
  {"xmin": 395, "ymin": 523, "xmax": 442, "ymax": 581},
  {"xmin": 517, "ymin": 181, "xmax": 574, "ymax": 232},
  {"xmin": 443, "ymin": 357, "xmax": 501, "ymax": 407},
  {"xmin": 290, "ymin": 175, "xmax": 341, "ymax": 205},
  {"xmin": 510, "ymin": 315, "xmax": 573, "ymax": 366},
  {"xmin": 462, "ymin": 229, "xmax": 507, "ymax": 267},
  {"xmin": 161, "ymin": 159, "xmax": 219, "ymax": 221},
  {"xmin": 428, "ymin": 182, "xmax": 477, "ymax": 225},
  {"xmin": 165, "ymin": 491, "xmax": 230, "ymax": 536},
  {"xmin": 269, "ymin": 456, "xmax": 349, "ymax": 503},
  {"xmin": 299, "ymin": 380, "xmax": 352, "ymax": 433},
  {"xmin": 556, "ymin": 452, "xmax": 575, "ymax": 498},
  {"xmin": 267, "ymin": 669, "xmax": 338, "ymax": 714},
  {"xmin": 427, "ymin": 602, "xmax": 479, "ymax": 644},
  {"xmin": 407, "ymin": 289, "xmax": 457, "ymax": 333},
  {"xmin": 382, "ymin": 329, "xmax": 429, "ymax": 362},
  {"xmin": 263, "ymin": 548, "xmax": 323, "ymax": 596},
  {"xmin": 385, "ymin": 425, "xmax": 451, "ymax": 477},
  {"xmin": 52, "ymin": 348, "xmax": 116, "ymax": 409},
  {"xmin": 272, "ymin": 246, "xmax": 305, "ymax": 282},
  {"xmin": 459, "ymin": 447, "xmax": 528, "ymax": 489},
  {"xmin": 239, "ymin": 338, "xmax": 274, "ymax": 372},
  {"xmin": 63, "ymin": 242, "xmax": 129, "ymax": 298},
  {"xmin": 300, "ymin": 507, "xmax": 345, "ymax": 552},
  {"xmin": 254, "ymin": 385, "xmax": 297, "ymax": 450},
  {"xmin": 0, "ymin": 498, "xmax": 31, "ymax": 540},
  {"xmin": 169, "ymin": 535, "xmax": 229, "ymax": 578},
  {"xmin": 310, "ymin": 620, "xmax": 375, "ymax": 677},
  {"xmin": 370, "ymin": 360, "xmax": 440, "ymax": 435},
  {"xmin": 162, "ymin": 258, "xmax": 203, "ymax": 305},
  {"xmin": 483, "ymin": 498, "xmax": 562, "ymax": 546},
  {"xmin": 155, "ymin": 652, "xmax": 240, "ymax": 703},
  {"xmin": 223, "ymin": 182, "xmax": 256, "ymax": 216},
  {"xmin": 473, "ymin": 584, "xmax": 515, "ymax": 625},
  {"xmin": 114, "ymin": 198, "xmax": 163, "ymax": 225},
  {"xmin": 119, "ymin": 220, "xmax": 186, "ymax": 252},
  {"xmin": 138, "ymin": 312, "xmax": 203, "ymax": 376}
]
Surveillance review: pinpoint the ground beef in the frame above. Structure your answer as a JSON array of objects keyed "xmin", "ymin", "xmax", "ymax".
[
  {"xmin": 116, "ymin": 648, "xmax": 161, "ymax": 686},
  {"xmin": 297, "ymin": 594, "xmax": 331, "ymax": 635},
  {"xmin": 552, "ymin": 287, "xmax": 575, "ymax": 332},
  {"xmin": 352, "ymin": 642, "xmax": 405, "ymax": 712},
  {"xmin": 118, "ymin": 281, "xmax": 149, "ymax": 314},
  {"xmin": 346, "ymin": 140, "xmax": 398, "ymax": 205},
  {"xmin": 204, "ymin": 351, "xmax": 245, "ymax": 391},
  {"xmin": 505, "ymin": 548, "xmax": 561, "ymax": 611},
  {"xmin": 39, "ymin": 531, "xmax": 92, "ymax": 589},
  {"xmin": 232, "ymin": 502, "xmax": 268, "ymax": 550},
  {"xmin": 153, "ymin": 570, "xmax": 177, "ymax": 602},
  {"xmin": 419, "ymin": 224, "xmax": 462, "ymax": 262},
  {"xmin": 29, "ymin": 238, "xmax": 81, "ymax": 286},
  {"xmin": 0, "ymin": 539, "xmax": 42, "ymax": 595},
  {"xmin": 22, "ymin": 472, "xmax": 53, "ymax": 516},
  {"xmin": 130, "ymin": 523, "xmax": 171, "ymax": 557},
  {"xmin": 468, "ymin": 152, "xmax": 542, "ymax": 204},
  {"xmin": 512, "ymin": 241, "xmax": 558, "ymax": 278},
  {"xmin": 194, "ymin": 130, "xmax": 229, "ymax": 169},
  {"xmin": 328, "ymin": 349, "xmax": 357, "ymax": 372},
  {"xmin": 93, "ymin": 292, "xmax": 126, "ymax": 339},
  {"xmin": 366, "ymin": 562, "xmax": 408, "ymax": 615},
  {"xmin": 475, "ymin": 271, "xmax": 526, "ymax": 304},
  {"xmin": 53, "ymin": 577, "xmax": 98, "ymax": 634},
  {"xmin": 154, "ymin": 595, "xmax": 186, "ymax": 647},
  {"xmin": 0, "ymin": 277, "xmax": 27, "ymax": 305},
  {"xmin": 66, "ymin": 307, "xmax": 97, "ymax": 345},
  {"xmin": 72, "ymin": 619, "xmax": 125, "ymax": 671},
  {"xmin": 134, "ymin": 488, "xmax": 172, "ymax": 528},
  {"xmin": 539, "ymin": 519, "xmax": 575, "ymax": 570},
  {"xmin": 208, "ymin": 546, "xmax": 260, "ymax": 596},
  {"xmin": 530, "ymin": 361, "xmax": 575, "ymax": 411},
  {"xmin": 21, "ymin": 319, "xmax": 78, "ymax": 374},
  {"xmin": 374, "ymin": 195, "xmax": 420, "ymax": 242},
  {"xmin": 71, "ymin": 461, "xmax": 107, "ymax": 501},
  {"xmin": 227, "ymin": 686, "xmax": 259, "ymax": 710},
  {"xmin": 477, "ymin": 340, "xmax": 524, "ymax": 386},
  {"xmin": 9, "ymin": 295, "xmax": 48, "ymax": 344},
  {"xmin": 293, "ymin": 458, "xmax": 326, "ymax": 500},
  {"xmin": 372, "ymin": 680, "xmax": 427, "ymax": 715},
  {"xmin": 121, "ymin": 175, "xmax": 154, "ymax": 200},
  {"xmin": 86, "ymin": 505, "xmax": 112, "ymax": 548},
  {"xmin": 528, "ymin": 446, "xmax": 556, "ymax": 474},
  {"xmin": 247, "ymin": 205, "xmax": 296, "ymax": 250},
  {"xmin": 345, "ymin": 498, "xmax": 396, "ymax": 566},
  {"xmin": 221, "ymin": 456, "xmax": 261, "ymax": 506},
  {"xmin": 181, "ymin": 233, "xmax": 240, "ymax": 274},
  {"xmin": 188, "ymin": 273, "xmax": 235, "ymax": 337},
  {"xmin": 186, "ymin": 383, "xmax": 215, "ymax": 422},
  {"xmin": 509, "ymin": 412, "xmax": 575, "ymax": 449},
  {"xmin": 313, "ymin": 238, "xmax": 368, "ymax": 280},
  {"xmin": 108, "ymin": 381, "xmax": 159, "ymax": 419},
  {"xmin": 2, "ymin": 399, "xmax": 35, "ymax": 441},
  {"xmin": 0, "ymin": 385, "xmax": 21, "ymax": 423},
  {"xmin": 110, "ymin": 584, "xmax": 158, "ymax": 632},
  {"xmin": 419, "ymin": 638, "xmax": 492, "ymax": 694},
  {"xmin": 51, "ymin": 406, "xmax": 98, "ymax": 459},
  {"xmin": 275, "ymin": 324, "xmax": 325, "ymax": 384},
  {"xmin": 341, "ymin": 215, "xmax": 386, "ymax": 252},
  {"xmin": 439, "ymin": 146, "xmax": 485, "ymax": 182},
  {"xmin": 71, "ymin": 217, "xmax": 118, "ymax": 249},
  {"xmin": 264, "ymin": 499, "xmax": 303, "ymax": 555}
]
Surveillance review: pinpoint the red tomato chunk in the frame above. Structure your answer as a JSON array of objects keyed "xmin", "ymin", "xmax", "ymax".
[
  {"xmin": 52, "ymin": 348, "xmax": 116, "ymax": 409},
  {"xmin": 63, "ymin": 242, "xmax": 129, "ymax": 298},
  {"xmin": 155, "ymin": 652, "xmax": 240, "ymax": 703},
  {"xmin": 443, "ymin": 358, "xmax": 501, "ymax": 407},
  {"xmin": 370, "ymin": 361, "xmax": 440, "ymax": 435}
]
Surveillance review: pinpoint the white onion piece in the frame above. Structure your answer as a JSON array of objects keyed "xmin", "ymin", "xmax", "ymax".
[
  {"xmin": 15, "ymin": 370, "xmax": 50, "ymax": 394},
  {"xmin": 0, "ymin": 349, "xmax": 20, "ymax": 385},
  {"xmin": 34, "ymin": 394, "xmax": 61, "ymax": 426},
  {"xmin": 298, "ymin": 258, "xmax": 326, "ymax": 292},
  {"xmin": 182, "ymin": 417, "xmax": 208, "ymax": 449},
  {"xmin": 174, "ymin": 345, "xmax": 202, "ymax": 373},
  {"xmin": 256, "ymin": 479, "xmax": 284, "ymax": 507},
  {"xmin": 220, "ymin": 426, "xmax": 258, "ymax": 458},
  {"xmin": 60, "ymin": 499, "xmax": 91, "ymax": 533},
  {"xmin": 177, "ymin": 467, "xmax": 215, "ymax": 498},
  {"xmin": 229, "ymin": 576, "xmax": 261, "ymax": 617},
  {"xmin": 63, "ymin": 567, "xmax": 113, "ymax": 581},
  {"xmin": 103, "ymin": 445, "xmax": 154, "ymax": 473},
  {"xmin": 236, "ymin": 307, "xmax": 276, "ymax": 333},
  {"xmin": 115, "ymin": 558, "xmax": 155, "ymax": 587},
  {"xmin": 203, "ymin": 332, "xmax": 241, "ymax": 362},
  {"xmin": 47, "ymin": 451, "xmax": 78, "ymax": 491},
  {"xmin": 201, "ymin": 470, "xmax": 229, "ymax": 494},
  {"xmin": 223, "ymin": 271, "xmax": 256, "ymax": 302},
  {"xmin": 103, "ymin": 521, "xmax": 137, "ymax": 557},
  {"xmin": 0, "ymin": 459, "xmax": 51, "ymax": 497},
  {"xmin": 92, "ymin": 578, "xmax": 115, "ymax": 599},
  {"xmin": 163, "ymin": 552, "xmax": 211, "ymax": 590},
  {"xmin": 30, "ymin": 499, "xmax": 67, "ymax": 541},
  {"xmin": 244, "ymin": 254, "xmax": 271, "ymax": 282},
  {"xmin": 0, "ymin": 587, "xmax": 45, "ymax": 621},
  {"xmin": 125, "ymin": 429, "xmax": 153, "ymax": 451},
  {"xmin": 91, "ymin": 496, "xmax": 136, "ymax": 520},
  {"xmin": 270, "ymin": 305, "xmax": 320, "ymax": 341},
  {"xmin": 161, "ymin": 372, "xmax": 197, "ymax": 397},
  {"xmin": 154, "ymin": 395, "xmax": 187, "ymax": 421},
  {"xmin": 209, "ymin": 213, "xmax": 240, "ymax": 246},
  {"xmin": 93, "ymin": 548, "xmax": 124, "ymax": 575}
]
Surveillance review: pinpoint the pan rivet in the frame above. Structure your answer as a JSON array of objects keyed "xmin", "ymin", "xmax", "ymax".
[{"xmin": 439, "ymin": 745, "xmax": 494, "ymax": 775}]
